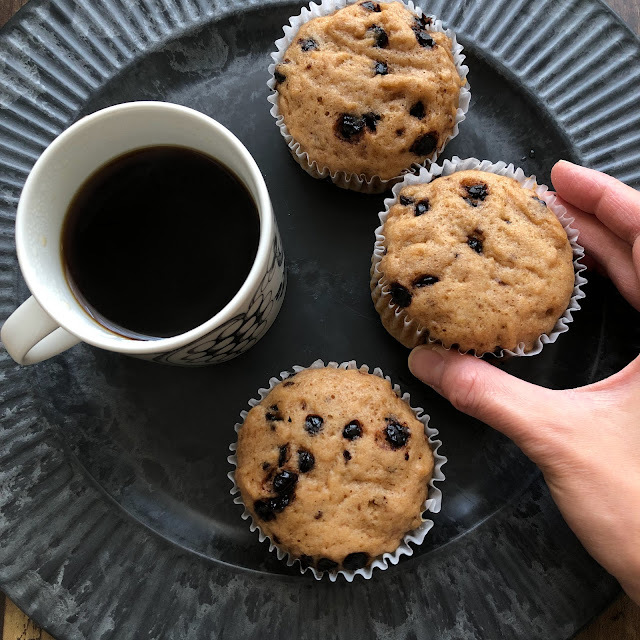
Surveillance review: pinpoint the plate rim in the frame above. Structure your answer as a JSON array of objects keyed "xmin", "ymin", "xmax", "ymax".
[{"xmin": 0, "ymin": 0, "xmax": 639, "ymax": 637}]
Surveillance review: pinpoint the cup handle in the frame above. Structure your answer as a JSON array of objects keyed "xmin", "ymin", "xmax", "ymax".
[{"xmin": 1, "ymin": 296, "xmax": 81, "ymax": 365}]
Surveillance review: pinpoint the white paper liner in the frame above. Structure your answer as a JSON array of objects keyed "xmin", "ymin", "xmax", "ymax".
[
  {"xmin": 267, "ymin": 0, "xmax": 471, "ymax": 194},
  {"xmin": 370, "ymin": 156, "xmax": 588, "ymax": 357},
  {"xmin": 227, "ymin": 359, "xmax": 446, "ymax": 582}
]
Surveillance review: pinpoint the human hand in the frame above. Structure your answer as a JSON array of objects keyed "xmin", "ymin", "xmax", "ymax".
[{"xmin": 408, "ymin": 160, "xmax": 640, "ymax": 604}]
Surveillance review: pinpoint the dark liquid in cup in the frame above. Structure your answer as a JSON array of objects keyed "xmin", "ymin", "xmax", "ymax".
[{"xmin": 62, "ymin": 145, "xmax": 260, "ymax": 340}]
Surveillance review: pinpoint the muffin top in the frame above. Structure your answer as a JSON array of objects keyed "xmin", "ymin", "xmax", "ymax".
[
  {"xmin": 274, "ymin": 1, "xmax": 464, "ymax": 180},
  {"xmin": 374, "ymin": 170, "xmax": 576, "ymax": 353},
  {"xmin": 235, "ymin": 367, "xmax": 434, "ymax": 572}
]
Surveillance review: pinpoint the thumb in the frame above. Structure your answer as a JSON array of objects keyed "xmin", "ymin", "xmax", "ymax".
[{"xmin": 408, "ymin": 345, "xmax": 563, "ymax": 446}]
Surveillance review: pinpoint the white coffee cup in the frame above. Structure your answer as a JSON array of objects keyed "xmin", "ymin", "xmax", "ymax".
[{"xmin": 1, "ymin": 102, "xmax": 285, "ymax": 366}]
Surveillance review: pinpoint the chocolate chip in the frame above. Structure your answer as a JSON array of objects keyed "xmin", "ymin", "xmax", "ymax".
[
  {"xmin": 416, "ymin": 14, "xmax": 432, "ymax": 28},
  {"xmin": 336, "ymin": 113, "xmax": 366, "ymax": 142},
  {"xmin": 343, "ymin": 552, "xmax": 369, "ymax": 570},
  {"xmin": 305, "ymin": 414, "xmax": 324, "ymax": 435},
  {"xmin": 413, "ymin": 274, "xmax": 439, "ymax": 287},
  {"xmin": 412, "ymin": 27, "xmax": 435, "ymax": 48},
  {"xmin": 272, "ymin": 492, "xmax": 293, "ymax": 512},
  {"xmin": 274, "ymin": 69, "xmax": 286, "ymax": 84},
  {"xmin": 415, "ymin": 198, "xmax": 430, "ymax": 215},
  {"xmin": 385, "ymin": 419, "xmax": 410, "ymax": 449},
  {"xmin": 343, "ymin": 450, "xmax": 352, "ymax": 461},
  {"xmin": 273, "ymin": 470, "xmax": 298, "ymax": 494},
  {"xmin": 299, "ymin": 38, "xmax": 318, "ymax": 51},
  {"xmin": 467, "ymin": 236, "xmax": 483, "ymax": 254},
  {"xmin": 374, "ymin": 61, "xmax": 388, "ymax": 75},
  {"xmin": 360, "ymin": 1, "xmax": 381, "ymax": 10},
  {"xmin": 278, "ymin": 444, "xmax": 289, "ymax": 467},
  {"xmin": 254, "ymin": 499, "xmax": 276, "ymax": 521},
  {"xmin": 390, "ymin": 282, "xmax": 412, "ymax": 308},
  {"xmin": 315, "ymin": 510, "xmax": 323, "ymax": 519},
  {"xmin": 399, "ymin": 195, "xmax": 414, "ymax": 206},
  {"xmin": 317, "ymin": 558, "xmax": 339, "ymax": 572},
  {"xmin": 533, "ymin": 196, "xmax": 547, "ymax": 207},
  {"xmin": 298, "ymin": 449, "xmax": 315, "ymax": 473},
  {"xmin": 409, "ymin": 101, "xmax": 425, "ymax": 119},
  {"xmin": 262, "ymin": 461, "xmax": 271, "ymax": 471},
  {"xmin": 299, "ymin": 555, "xmax": 313, "ymax": 569},
  {"xmin": 465, "ymin": 183, "xmax": 488, "ymax": 200},
  {"xmin": 409, "ymin": 132, "xmax": 437, "ymax": 156},
  {"xmin": 368, "ymin": 24, "xmax": 388, "ymax": 47},
  {"xmin": 256, "ymin": 494, "xmax": 293, "ymax": 518},
  {"xmin": 266, "ymin": 404, "xmax": 283, "ymax": 421},
  {"xmin": 363, "ymin": 112, "xmax": 381, "ymax": 132},
  {"xmin": 343, "ymin": 420, "xmax": 363, "ymax": 440},
  {"xmin": 405, "ymin": 452, "xmax": 410, "ymax": 460}
]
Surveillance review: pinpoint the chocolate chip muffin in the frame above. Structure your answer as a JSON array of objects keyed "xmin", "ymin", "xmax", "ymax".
[
  {"xmin": 234, "ymin": 366, "xmax": 435, "ymax": 573},
  {"xmin": 273, "ymin": 1, "xmax": 466, "ymax": 182},
  {"xmin": 371, "ymin": 169, "xmax": 576, "ymax": 354}
]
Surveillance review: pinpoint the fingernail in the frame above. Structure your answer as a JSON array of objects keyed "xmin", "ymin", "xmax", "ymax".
[
  {"xmin": 408, "ymin": 345, "xmax": 446, "ymax": 388},
  {"xmin": 556, "ymin": 159, "xmax": 579, "ymax": 171}
]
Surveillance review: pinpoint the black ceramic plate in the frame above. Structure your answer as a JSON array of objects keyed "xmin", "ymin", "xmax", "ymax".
[{"xmin": 1, "ymin": 0, "xmax": 640, "ymax": 638}]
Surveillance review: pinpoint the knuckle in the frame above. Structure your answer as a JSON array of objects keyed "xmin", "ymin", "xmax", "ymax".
[{"xmin": 445, "ymin": 364, "xmax": 485, "ymax": 416}]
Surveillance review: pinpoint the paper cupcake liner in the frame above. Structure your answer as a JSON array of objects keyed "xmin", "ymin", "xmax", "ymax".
[
  {"xmin": 267, "ymin": 0, "xmax": 471, "ymax": 194},
  {"xmin": 227, "ymin": 359, "xmax": 446, "ymax": 582},
  {"xmin": 370, "ymin": 156, "xmax": 588, "ymax": 357}
]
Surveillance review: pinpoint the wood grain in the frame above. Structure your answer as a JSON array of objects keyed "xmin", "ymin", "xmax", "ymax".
[
  {"xmin": 606, "ymin": 0, "xmax": 640, "ymax": 33},
  {"xmin": 575, "ymin": 595, "xmax": 640, "ymax": 640},
  {"xmin": 0, "ymin": 0, "xmax": 26, "ymax": 27},
  {"xmin": 2, "ymin": 599, "xmax": 54, "ymax": 640},
  {"xmin": 1, "ymin": 0, "xmax": 640, "ymax": 639}
]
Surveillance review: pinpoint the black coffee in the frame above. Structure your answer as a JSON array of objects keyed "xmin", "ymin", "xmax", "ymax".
[{"xmin": 62, "ymin": 145, "xmax": 260, "ymax": 340}]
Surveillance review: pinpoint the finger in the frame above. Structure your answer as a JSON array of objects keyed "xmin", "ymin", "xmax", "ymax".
[
  {"xmin": 551, "ymin": 161, "xmax": 640, "ymax": 246},
  {"xmin": 558, "ymin": 198, "xmax": 640, "ymax": 310},
  {"xmin": 578, "ymin": 352, "xmax": 640, "ymax": 394},
  {"xmin": 545, "ymin": 190, "xmax": 605, "ymax": 274},
  {"xmin": 408, "ymin": 345, "xmax": 566, "ymax": 448},
  {"xmin": 580, "ymin": 254, "xmax": 606, "ymax": 276}
]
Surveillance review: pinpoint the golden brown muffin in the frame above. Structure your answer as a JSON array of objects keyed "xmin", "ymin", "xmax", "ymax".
[
  {"xmin": 274, "ymin": 1, "xmax": 464, "ymax": 180},
  {"xmin": 371, "ymin": 170, "xmax": 576, "ymax": 353},
  {"xmin": 235, "ymin": 367, "xmax": 434, "ymax": 572}
]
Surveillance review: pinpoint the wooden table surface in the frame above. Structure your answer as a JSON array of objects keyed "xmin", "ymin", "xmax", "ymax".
[{"xmin": 1, "ymin": 0, "xmax": 640, "ymax": 638}]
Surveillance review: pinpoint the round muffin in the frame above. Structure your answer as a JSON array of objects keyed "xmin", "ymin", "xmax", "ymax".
[
  {"xmin": 371, "ymin": 170, "xmax": 576, "ymax": 354},
  {"xmin": 273, "ymin": 1, "xmax": 465, "ymax": 181},
  {"xmin": 234, "ymin": 367, "xmax": 434, "ymax": 572}
]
